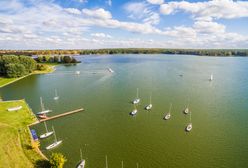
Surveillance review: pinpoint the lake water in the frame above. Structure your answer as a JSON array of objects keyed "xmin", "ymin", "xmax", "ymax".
[{"xmin": 1, "ymin": 54, "xmax": 248, "ymax": 168}]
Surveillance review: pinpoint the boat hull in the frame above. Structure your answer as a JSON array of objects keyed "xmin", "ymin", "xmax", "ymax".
[
  {"xmin": 40, "ymin": 131, "xmax": 54, "ymax": 139},
  {"xmin": 46, "ymin": 140, "xmax": 62, "ymax": 150},
  {"xmin": 186, "ymin": 124, "xmax": 192, "ymax": 132},
  {"xmin": 77, "ymin": 160, "xmax": 86, "ymax": 168},
  {"xmin": 164, "ymin": 114, "xmax": 171, "ymax": 120},
  {"xmin": 145, "ymin": 104, "xmax": 152, "ymax": 110},
  {"xmin": 133, "ymin": 98, "xmax": 140, "ymax": 104},
  {"xmin": 37, "ymin": 110, "xmax": 52, "ymax": 115}
]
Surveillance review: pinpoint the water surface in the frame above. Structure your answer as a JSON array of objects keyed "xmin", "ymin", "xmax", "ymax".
[{"xmin": 1, "ymin": 54, "xmax": 248, "ymax": 168}]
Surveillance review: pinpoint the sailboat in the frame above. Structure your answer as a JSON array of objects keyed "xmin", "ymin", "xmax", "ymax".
[
  {"xmin": 133, "ymin": 88, "xmax": 140, "ymax": 104},
  {"xmin": 164, "ymin": 103, "xmax": 172, "ymax": 120},
  {"xmin": 183, "ymin": 100, "xmax": 190, "ymax": 114},
  {"xmin": 53, "ymin": 89, "xmax": 59, "ymax": 100},
  {"xmin": 40, "ymin": 121, "xmax": 53, "ymax": 139},
  {"xmin": 130, "ymin": 104, "xmax": 138, "ymax": 116},
  {"xmin": 145, "ymin": 94, "xmax": 152, "ymax": 110},
  {"xmin": 37, "ymin": 97, "xmax": 52, "ymax": 115},
  {"xmin": 105, "ymin": 155, "xmax": 108, "ymax": 168},
  {"xmin": 185, "ymin": 112, "xmax": 192, "ymax": 132},
  {"xmin": 46, "ymin": 126, "xmax": 62, "ymax": 150},
  {"xmin": 77, "ymin": 149, "xmax": 85, "ymax": 168},
  {"xmin": 209, "ymin": 74, "xmax": 213, "ymax": 81}
]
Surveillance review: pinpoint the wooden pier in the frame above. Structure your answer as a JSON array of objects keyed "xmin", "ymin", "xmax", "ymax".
[{"xmin": 39, "ymin": 108, "xmax": 84, "ymax": 122}]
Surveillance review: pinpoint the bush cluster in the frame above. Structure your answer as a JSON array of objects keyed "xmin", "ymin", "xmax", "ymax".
[{"xmin": 0, "ymin": 55, "xmax": 37, "ymax": 78}]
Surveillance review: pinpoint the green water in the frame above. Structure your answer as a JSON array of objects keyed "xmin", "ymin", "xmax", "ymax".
[{"xmin": 1, "ymin": 54, "xmax": 248, "ymax": 168}]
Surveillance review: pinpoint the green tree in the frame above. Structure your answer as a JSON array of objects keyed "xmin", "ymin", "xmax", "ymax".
[
  {"xmin": 63, "ymin": 56, "xmax": 72, "ymax": 63},
  {"xmin": 18, "ymin": 55, "xmax": 37, "ymax": 73},
  {"xmin": 49, "ymin": 153, "xmax": 67, "ymax": 168},
  {"xmin": 6, "ymin": 63, "xmax": 27, "ymax": 78}
]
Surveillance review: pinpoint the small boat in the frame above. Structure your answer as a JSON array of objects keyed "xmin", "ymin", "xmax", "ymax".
[
  {"xmin": 107, "ymin": 68, "xmax": 114, "ymax": 73},
  {"xmin": 53, "ymin": 89, "xmax": 59, "ymax": 100},
  {"xmin": 36, "ymin": 97, "xmax": 52, "ymax": 115},
  {"xmin": 130, "ymin": 104, "xmax": 138, "ymax": 116},
  {"xmin": 145, "ymin": 95, "xmax": 152, "ymax": 110},
  {"xmin": 184, "ymin": 107, "xmax": 189, "ymax": 114},
  {"xmin": 132, "ymin": 88, "xmax": 140, "ymax": 104},
  {"xmin": 75, "ymin": 71, "xmax": 81, "ymax": 75},
  {"xmin": 38, "ymin": 114, "xmax": 48, "ymax": 119},
  {"xmin": 77, "ymin": 149, "xmax": 86, "ymax": 168},
  {"xmin": 209, "ymin": 74, "xmax": 213, "ymax": 81},
  {"xmin": 46, "ymin": 126, "xmax": 62, "ymax": 150},
  {"xmin": 164, "ymin": 103, "xmax": 172, "ymax": 120},
  {"xmin": 40, "ymin": 121, "xmax": 53, "ymax": 139},
  {"xmin": 185, "ymin": 112, "xmax": 192, "ymax": 132},
  {"xmin": 7, "ymin": 106, "xmax": 22, "ymax": 112}
]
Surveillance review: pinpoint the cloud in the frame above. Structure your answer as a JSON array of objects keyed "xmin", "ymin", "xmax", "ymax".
[
  {"xmin": 91, "ymin": 33, "xmax": 112, "ymax": 38},
  {"xmin": 82, "ymin": 8, "xmax": 112, "ymax": 19},
  {"xmin": 160, "ymin": 0, "xmax": 248, "ymax": 21},
  {"xmin": 0, "ymin": 0, "xmax": 247, "ymax": 49},
  {"xmin": 147, "ymin": 0, "xmax": 164, "ymax": 5},
  {"xmin": 64, "ymin": 8, "xmax": 81, "ymax": 15},
  {"xmin": 124, "ymin": 2, "xmax": 160, "ymax": 25},
  {"xmin": 74, "ymin": 0, "xmax": 87, "ymax": 3}
]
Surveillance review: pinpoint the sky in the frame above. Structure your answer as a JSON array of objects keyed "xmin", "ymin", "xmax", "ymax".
[{"xmin": 0, "ymin": 0, "xmax": 248, "ymax": 49}]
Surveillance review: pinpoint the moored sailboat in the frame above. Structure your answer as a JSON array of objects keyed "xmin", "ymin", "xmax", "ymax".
[
  {"xmin": 40, "ymin": 121, "xmax": 53, "ymax": 139},
  {"xmin": 164, "ymin": 103, "xmax": 172, "ymax": 120},
  {"xmin": 37, "ymin": 97, "xmax": 52, "ymax": 115},
  {"xmin": 133, "ymin": 88, "xmax": 140, "ymax": 104},
  {"xmin": 54, "ymin": 89, "xmax": 59, "ymax": 100},
  {"xmin": 185, "ymin": 112, "xmax": 192, "ymax": 132},
  {"xmin": 46, "ymin": 126, "xmax": 62, "ymax": 150},
  {"xmin": 209, "ymin": 74, "xmax": 213, "ymax": 81},
  {"xmin": 145, "ymin": 94, "xmax": 152, "ymax": 110},
  {"xmin": 77, "ymin": 148, "xmax": 85, "ymax": 168},
  {"xmin": 130, "ymin": 104, "xmax": 138, "ymax": 116}
]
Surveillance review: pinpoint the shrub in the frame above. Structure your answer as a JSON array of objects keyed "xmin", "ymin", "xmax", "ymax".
[
  {"xmin": 49, "ymin": 153, "xmax": 67, "ymax": 168},
  {"xmin": 6, "ymin": 63, "xmax": 27, "ymax": 78}
]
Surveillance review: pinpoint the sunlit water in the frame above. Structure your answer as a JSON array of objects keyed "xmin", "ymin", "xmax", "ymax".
[{"xmin": 1, "ymin": 54, "xmax": 248, "ymax": 168}]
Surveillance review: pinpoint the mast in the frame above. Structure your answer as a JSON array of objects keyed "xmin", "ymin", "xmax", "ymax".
[
  {"xmin": 136, "ymin": 88, "xmax": 139, "ymax": 99},
  {"xmin": 169, "ymin": 103, "xmax": 172, "ymax": 113},
  {"xmin": 121, "ymin": 160, "xmax": 124, "ymax": 168},
  {"xmin": 105, "ymin": 155, "xmax": 108, "ymax": 168},
  {"xmin": 40, "ymin": 97, "xmax": 45, "ymax": 111},
  {"xmin": 52, "ymin": 126, "xmax": 57, "ymax": 143},
  {"xmin": 190, "ymin": 112, "xmax": 192, "ymax": 123},
  {"xmin": 149, "ymin": 94, "xmax": 152, "ymax": 104},
  {"xmin": 80, "ymin": 148, "xmax": 83, "ymax": 161},
  {"xmin": 136, "ymin": 163, "xmax": 139, "ymax": 168},
  {"xmin": 44, "ymin": 121, "xmax": 48, "ymax": 133},
  {"xmin": 55, "ymin": 89, "xmax": 57, "ymax": 97}
]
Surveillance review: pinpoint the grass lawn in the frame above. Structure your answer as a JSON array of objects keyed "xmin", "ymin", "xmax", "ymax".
[
  {"xmin": 0, "ymin": 100, "xmax": 46, "ymax": 168},
  {"xmin": 0, "ymin": 77, "xmax": 17, "ymax": 88}
]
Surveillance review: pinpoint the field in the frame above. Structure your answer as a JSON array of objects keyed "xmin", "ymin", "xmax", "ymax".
[{"xmin": 0, "ymin": 100, "xmax": 44, "ymax": 168}]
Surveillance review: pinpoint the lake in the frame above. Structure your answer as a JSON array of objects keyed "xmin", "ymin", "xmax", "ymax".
[{"xmin": 1, "ymin": 54, "xmax": 248, "ymax": 168}]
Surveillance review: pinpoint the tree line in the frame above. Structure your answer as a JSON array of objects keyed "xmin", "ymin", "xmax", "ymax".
[
  {"xmin": 0, "ymin": 55, "xmax": 79, "ymax": 78},
  {"xmin": 1, "ymin": 48, "xmax": 248, "ymax": 56}
]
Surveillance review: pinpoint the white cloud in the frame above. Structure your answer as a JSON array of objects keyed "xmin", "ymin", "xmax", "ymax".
[
  {"xmin": 82, "ymin": 8, "xmax": 112, "ymax": 19},
  {"xmin": 124, "ymin": 2, "xmax": 160, "ymax": 25},
  {"xmin": 0, "ymin": 0, "xmax": 247, "ymax": 49},
  {"xmin": 160, "ymin": 0, "xmax": 248, "ymax": 21},
  {"xmin": 91, "ymin": 33, "xmax": 112, "ymax": 38},
  {"xmin": 64, "ymin": 8, "xmax": 81, "ymax": 15},
  {"xmin": 147, "ymin": 0, "xmax": 164, "ymax": 5},
  {"xmin": 74, "ymin": 0, "xmax": 87, "ymax": 3}
]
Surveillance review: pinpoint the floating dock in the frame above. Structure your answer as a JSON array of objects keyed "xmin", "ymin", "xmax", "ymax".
[{"xmin": 39, "ymin": 108, "xmax": 84, "ymax": 122}]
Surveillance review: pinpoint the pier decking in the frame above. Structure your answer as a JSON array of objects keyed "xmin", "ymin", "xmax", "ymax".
[{"xmin": 39, "ymin": 108, "xmax": 84, "ymax": 122}]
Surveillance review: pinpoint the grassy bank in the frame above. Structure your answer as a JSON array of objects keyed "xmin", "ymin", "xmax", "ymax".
[
  {"xmin": 0, "ymin": 63, "xmax": 57, "ymax": 88},
  {"xmin": 0, "ymin": 100, "xmax": 46, "ymax": 168}
]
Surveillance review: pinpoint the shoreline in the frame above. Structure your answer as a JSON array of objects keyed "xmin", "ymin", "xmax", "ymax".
[
  {"xmin": 0, "ymin": 64, "xmax": 56, "ymax": 88},
  {"xmin": 0, "ymin": 99, "xmax": 48, "ymax": 167}
]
